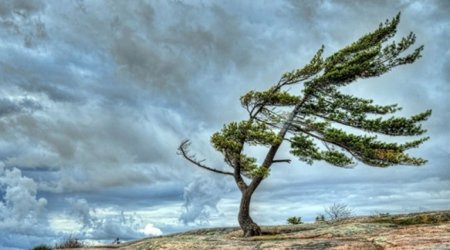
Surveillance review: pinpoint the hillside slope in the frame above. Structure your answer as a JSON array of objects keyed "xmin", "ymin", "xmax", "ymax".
[{"xmin": 80, "ymin": 210, "xmax": 450, "ymax": 250}]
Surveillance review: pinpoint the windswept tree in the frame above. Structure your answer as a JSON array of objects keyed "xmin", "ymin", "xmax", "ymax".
[{"xmin": 178, "ymin": 13, "xmax": 430, "ymax": 237}]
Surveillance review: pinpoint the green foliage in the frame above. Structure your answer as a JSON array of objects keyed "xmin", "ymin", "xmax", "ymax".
[
  {"xmin": 209, "ymin": 13, "xmax": 430, "ymax": 176},
  {"xmin": 239, "ymin": 154, "xmax": 270, "ymax": 178},
  {"xmin": 210, "ymin": 120, "xmax": 279, "ymax": 177},
  {"xmin": 31, "ymin": 245, "xmax": 53, "ymax": 250},
  {"xmin": 290, "ymin": 134, "xmax": 354, "ymax": 167},
  {"xmin": 318, "ymin": 13, "xmax": 422, "ymax": 86},
  {"xmin": 315, "ymin": 214, "xmax": 326, "ymax": 223},
  {"xmin": 287, "ymin": 216, "xmax": 303, "ymax": 225},
  {"xmin": 211, "ymin": 121, "xmax": 281, "ymax": 154},
  {"xmin": 284, "ymin": 14, "xmax": 429, "ymax": 168},
  {"xmin": 282, "ymin": 45, "xmax": 324, "ymax": 84},
  {"xmin": 241, "ymin": 89, "xmax": 301, "ymax": 107},
  {"xmin": 301, "ymin": 92, "xmax": 431, "ymax": 137}
]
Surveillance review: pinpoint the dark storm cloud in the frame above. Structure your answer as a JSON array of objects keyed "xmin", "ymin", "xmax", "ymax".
[
  {"xmin": 0, "ymin": 98, "xmax": 41, "ymax": 117},
  {"xmin": 0, "ymin": 0, "xmax": 45, "ymax": 17},
  {"xmin": 0, "ymin": 0, "xmax": 48, "ymax": 48},
  {"xmin": 106, "ymin": 2, "xmax": 265, "ymax": 123}
]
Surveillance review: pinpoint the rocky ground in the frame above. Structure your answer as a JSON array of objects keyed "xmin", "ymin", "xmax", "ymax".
[{"xmin": 76, "ymin": 210, "xmax": 450, "ymax": 250}]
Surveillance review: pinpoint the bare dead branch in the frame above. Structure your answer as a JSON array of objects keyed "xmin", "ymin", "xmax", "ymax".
[{"xmin": 178, "ymin": 140, "xmax": 234, "ymax": 176}]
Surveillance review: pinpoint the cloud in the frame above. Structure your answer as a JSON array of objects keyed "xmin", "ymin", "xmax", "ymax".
[
  {"xmin": 0, "ymin": 98, "xmax": 41, "ymax": 117},
  {"xmin": 0, "ymin": 0, "xmax": 45, "ymax": 17},
  {"xmin": 179, "ymin": 176, "xmax": 230, "ymax": 225},
  {"xmin": 1, "ymin": 97, "xmax": 187, "ymax": 193},
  {"xmin": 0, "ymin": 164, "xmax": 48, "ymax": 229},
  {"xmin": 66, "ymin": 198, "xmax": 162, "ymax": 241},
  {"xmin": 0, "ymin": 0, "xmax": 448, "ymax": 249},
  {"xmin": 0, "ymin": 0, "xmax": 48, "ymax": 48},
  {"xmin": 140, "ymin": 223, "xmax": 162, "ymax": 236},
  {"xmin": 66, "ymin": 198, "xmax": 92, "ymax": 229},
  {"xmin": 0, "ymin": 164, "xmax": 54, "ymax": 249}
]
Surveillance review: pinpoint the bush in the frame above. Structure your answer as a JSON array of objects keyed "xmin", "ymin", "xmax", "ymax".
[
  {"xmin": 54, "ymin": 236, "xmax": 84, "ymax": 249},
  {"xmin": 324, "ymin": 202, "xmax": 352, "ymax": 222},
  {"xmin": 32, "ymin": 245, "xmax": 53, "ymax": 250},
  {"xmin": 287, "ymin": 216, "xmax": 302, "ymax": 225},
  {"xmin": 315, "ymin": 214, "xmax": 325, "ymax": 222}
]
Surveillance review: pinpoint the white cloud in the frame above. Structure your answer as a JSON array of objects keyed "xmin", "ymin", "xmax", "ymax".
[
  {"xmin": 179, "ymin": 176, "xmax": 231, "ymax": 225},
  {"xmin": 140, "ymin": 223, "xmax": 163, "ymax": 236},
  {"xmin": 0, "ymin": 166, "xmax": 47, "ymax": 229},
  {"xmin": 0, "ymin": 165, "xmax": 54, "ymax": 249}
]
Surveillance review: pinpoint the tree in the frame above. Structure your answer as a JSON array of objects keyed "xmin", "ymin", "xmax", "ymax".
[
  {"xmin": 287, "ymin": 216, "xmax": 303, "ymax": 225},
  {"xmin": 178, "ymin": 13, "xmax": 430, "ymax": 237},
  {"xmin": 324, "ymin": 202, "xmax": 352, "ymax": 222}
]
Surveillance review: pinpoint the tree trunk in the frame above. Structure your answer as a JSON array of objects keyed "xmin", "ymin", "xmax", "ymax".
[{"xmin": 238, "ymin": 189, "xmax": 262, "ymax": 237}]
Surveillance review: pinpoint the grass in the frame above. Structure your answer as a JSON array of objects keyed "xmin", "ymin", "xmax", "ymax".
[{"xmin": 31, "ymin": 245, "xmax": 53, "ymax": 250}]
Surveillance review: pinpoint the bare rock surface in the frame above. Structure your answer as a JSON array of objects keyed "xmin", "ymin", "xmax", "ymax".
[{"xmin": 76, "ymin": 210, "xmax": 450, "ymax": 250}]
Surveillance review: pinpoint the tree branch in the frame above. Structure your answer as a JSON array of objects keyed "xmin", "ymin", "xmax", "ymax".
[
  {"xmin": 233, "ymin": 160, "xmax": 249, "ymax": 192},
  {"xmin": 177, "ymin": 140, "xmax": 234, "ymax": 176},
  {"xmin": 248, "ymin": 78, "xmax": 285, "ymax": 119},
  {"xmin": 292, "ymin": 126, "xmax": 362, "ymax": 163},
  {"xmin": 248, "ymin": 94, "xmax": 313, "ymax": 193},
  {"xmin": 224, "ymin": 151, "xmax": 249, "ymax": 192},
  {"xmin": 273, "ymin": 159, "xmax": 291, "ymax": 164}
]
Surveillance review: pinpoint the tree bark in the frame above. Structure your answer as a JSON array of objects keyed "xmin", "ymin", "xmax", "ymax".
[{"xmin": 238, "ymin": 189, "xmax": 261, "ymax": 237}]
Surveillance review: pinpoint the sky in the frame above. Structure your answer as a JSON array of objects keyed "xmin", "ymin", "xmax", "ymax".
[{"xmin": 0, "ymin": 0, "xmax": 449, "ymax": 249}]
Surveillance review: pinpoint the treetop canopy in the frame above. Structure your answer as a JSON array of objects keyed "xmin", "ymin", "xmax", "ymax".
[{"xmin": 209, "ymin": 12, "xmax": 430, "ymax": 177}]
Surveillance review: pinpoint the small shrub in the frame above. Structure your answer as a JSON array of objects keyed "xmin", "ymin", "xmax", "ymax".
[
  {"xmin": 370, "ymin": 211, "xmax": 391, "ymax": 220},
  {"xmin": 32, "ymin": 245, "xmax": 53, "ymax": 250},
  {"xmin": 287, "ymin": 216, "xmax": 302, "ymax": 225},
  {"xmin": 324, "ymin": 202, "xmax": 352, "ymax": 222},
  {"xmin": 315, "ymin": 214, "xmax": 325, "ymax": 223},
  {"xmin": 54, "ymin": 236, "xmax": 84, "ymax": 249}
]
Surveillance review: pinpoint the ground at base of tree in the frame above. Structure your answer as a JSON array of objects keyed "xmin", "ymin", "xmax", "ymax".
[{"xmin": 75, "ymin": 210, "xmax": 449, "ymax": 250}]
